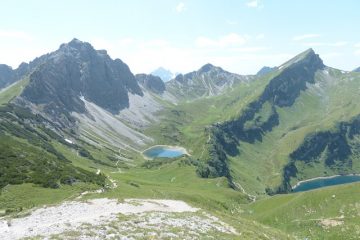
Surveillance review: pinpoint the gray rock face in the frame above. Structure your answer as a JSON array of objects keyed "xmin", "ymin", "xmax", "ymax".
[
  {"xmin": 260, "ymin": 49, "xmax": 324, "ymax": 107},
  {"xmin": 20, "ymin": 39, "xmax": 143, "ymax": 120},
  {"xmin": 0, "ymin": 64, "xmax": 15, "ymax": 89},
  {"xmin": 136, "ymin": 74, "xmax": 165, "ymax": 94},
  {"xmin": 166, "ymin": 63, "xmax": 251, "ymax": 101},
  {"xmin": 1, "ymin": 44, "xmax": 74, "ymax": 90}
]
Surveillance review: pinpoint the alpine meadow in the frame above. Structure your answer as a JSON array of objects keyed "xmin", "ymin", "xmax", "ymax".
[{"xmin": 0, "ymin": 1, "xmax": 360, "ymax": 239}]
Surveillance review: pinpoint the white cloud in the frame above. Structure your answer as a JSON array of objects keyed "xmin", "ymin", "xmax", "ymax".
[
  {"xmin": 302, "ymin": 41, "xmax": 348, "ymax": 47},
  {"xmin": 196, "ymin": 33, "xmax": 246, "ymax": 48},
  {"xmin": 246, "ymin": 0, "xmax": 259, "ymax": 8},
  {"xmin": 255, "ymin": 34, "xmax": 265, "ymax": 40},
  {"xmin": 0, "ymin": 30, "xmax": 33, "ymax": 41},
  {"xmin": 0, "ymin": 43, "xmax": 55, "ymax": 68},
  {"xmin": 355, "ymin": 49, "xmax": 360, "ymax": 56},
  {"xmin": 226, "ymin": 19, "xmax": 238, "ymax": 25},
  {"xmin": 86, "ymin": 36, "xmax": 278, "ymax": 74},
  {"xmin": 329, "ymin": 41, "xmax": 348, "ymax": 47},
  {"xmin": 91, "ymin": 38, "xmax": 113, "ymax": 50},
  {"xmin": 232, "ymin": 47, "xmax": 269, "ymax": 53},
  {"xmin": 321, "ymin": 52, "xmax": 342, "ymax": 58},
  {"xmin": 140, "ymin": 39, "xmax": 169, "ymax": 48},
  {"xmin": 355, "ymin": 43, "xmax": 360, "ymax": 48},
  {"xmin": 176, "ymin": 2, "xmax": 185, "ymax": 13},
  {"xmin": 292, "ymin": 34, "xmax": 321, "ymax": 41},
  {"xmin": 118, "ymin": 38, "xmax": 133, "ymax": 46}
]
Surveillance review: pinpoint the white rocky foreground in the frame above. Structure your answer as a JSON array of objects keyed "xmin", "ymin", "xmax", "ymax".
[{"xmin": 0, "ymin": 198, "xmax": 237, "ymax": 239}]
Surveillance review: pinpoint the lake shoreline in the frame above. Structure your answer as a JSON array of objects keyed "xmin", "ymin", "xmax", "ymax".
[
  {"xmin": 142, "ymin": 145, "xmax": 190, "ymax": 160},
  {"xmin": 291, "ymin": 173, "xmax": 360, "ymax": 190}
]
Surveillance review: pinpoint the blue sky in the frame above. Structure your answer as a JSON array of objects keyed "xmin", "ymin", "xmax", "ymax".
[{"xmin": 0, "ymin": 0, "xmax": 359, "ymax": 74}]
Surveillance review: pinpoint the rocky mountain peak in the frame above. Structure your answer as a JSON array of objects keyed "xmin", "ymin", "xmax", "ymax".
[
  {"xmin": 18, "ymin": 39, "xmax": 142, "ymax": 125},
  {"xmin": 279, "ymin": 48, "xmax": 324, "ymax": 71},
  {"xmin": 136, "ymin": 74, "xmax": 165, "ymax": 94},
  {"xmin": 260, "ymin": 49, "xmax": 324, "ymax": 107},
  {"xmin": 60, "ymin": 38, "xmax": 92, "ymax": 51},
  {"xmin": 300, "ymin": 48, "xmax": 324, "ymax": 67},
  {"xmin": 199, "ymin": 63, "xmax": 216, "ymax": 73}
]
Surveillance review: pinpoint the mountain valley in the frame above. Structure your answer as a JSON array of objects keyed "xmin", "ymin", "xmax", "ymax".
[{"xmin": 1, "ymin": 39, "xmax": 360, "ymax": 239}]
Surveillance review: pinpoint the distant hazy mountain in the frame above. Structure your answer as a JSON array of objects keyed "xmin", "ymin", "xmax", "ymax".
[
  {"xmin": 353, "ymin": 67, "xmax": 360, "ymax": 72},
  {"xmin": 256, "ymin": 66, "xmax": 277, "ymax": 76},
  {"xmin": 151, "ymin": 67, "xmax": 176, "ymax": 82}
]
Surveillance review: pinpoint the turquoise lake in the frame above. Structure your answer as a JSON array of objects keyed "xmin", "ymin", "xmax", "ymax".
[
  {"xmin": 292, "ymin": 175, "xmax": 360, "ymax": 193},
  {"xmin": 143, "ymin": 146, "xmax": 187, "ymax": 159}
]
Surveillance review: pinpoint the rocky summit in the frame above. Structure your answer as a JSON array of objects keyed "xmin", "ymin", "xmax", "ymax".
[{"xmin": 17, "ymin": 39, "xmax": 143, "ymax": 125}]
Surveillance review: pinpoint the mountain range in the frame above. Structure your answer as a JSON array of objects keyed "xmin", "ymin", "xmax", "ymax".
[{"xmin": 1, "ymin": 39, "xmax": 360, "ymax": 239}]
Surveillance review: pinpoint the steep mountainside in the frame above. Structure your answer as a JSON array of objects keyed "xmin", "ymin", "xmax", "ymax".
[
  {"xmin": 0, "ymin": 39, "xmax": 167, "ymax": 193},
  {"xmin": 136, "ymin": 73, "xmax": 165, "ymax": 94},
  {"xmin": 353, "ymin": 67, "xmax": 360, "ymax": 72},
  {"xmin": 0, "ymin": 64, "xmax": 15, "ymax": 89},
  {"xmin": 18, "ymin": 39, "xmax": 142, "ymax": 124},
  {"xmin": 0, "ymin": 39, "xmax": 166, "ymax": 158},
  {"xmin": 146, "ymin": 48, "xmax": 360, "ymax": 198},
  {"xmin": 0, "ymin": 53, "xmax": 53, "ymax": 90},
  {"xmin": 165, "ymin": 63, "xmax": 252, "ymax": 101},
  {"xmin": 194, "ymin": 49, "xmax": 360, "ymax": 194}
]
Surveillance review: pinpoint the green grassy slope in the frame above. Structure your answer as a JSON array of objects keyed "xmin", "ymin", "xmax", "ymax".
[
  {"xmin": 0, "ymin": 104, "xmax": 106, "ymax": 190},
  {"xmin": 148, "ymin": 55, "xmax": 360, "ymax": 195},
  {"xmin": 146, "ymin": 69, "xmax": 279, "ymax": 155},
  {"xmin": 0, "ymin": 77, "xmax": 29, "ymax": 105},
  {"xmin": 244, "ymin": 182, "xmax": 360, "ymax": 239},
  {"xmin": 0, "ymin": 183, "xmax": 99, "ymax": 215},
  {"xmin": 0, "ymin": 154, "xmax": 291, "ymax": 239},
  {"xmin": 228, "ymin": 68, "xmax": 360, "ymax": 194},
  {"xmin": 82, "ymin": 156, "xmax": 292, "ymax": 239}
]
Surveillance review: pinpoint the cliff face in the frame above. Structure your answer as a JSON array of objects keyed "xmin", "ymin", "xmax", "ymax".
[
  {"xmin": 18, "ymin": 39, "xmax": 142, "ymax": 123},
  {"xmin": 136, "ymin": 74, "xmax": 165, "ymax": 94},
  {"xmin": 0, "ymin": 64, "xmax": 15, "ymax": 89}
]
